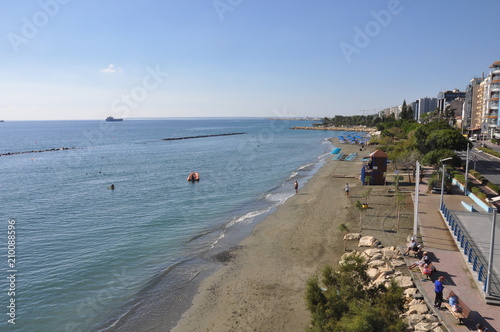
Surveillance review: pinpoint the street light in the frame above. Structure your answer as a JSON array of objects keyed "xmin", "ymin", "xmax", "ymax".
[
  {"xmin": 439, "ymin": 157, "xmax": 453, "ymax": 210},
  {"xmin": 464, "ymin": 140, "xmax": 470, "ymax": 196}
]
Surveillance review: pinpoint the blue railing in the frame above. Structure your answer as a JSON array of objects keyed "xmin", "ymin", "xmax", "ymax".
[{"xmin": 441, "ymin": 204, "xmax": 499, "ymax": 295}]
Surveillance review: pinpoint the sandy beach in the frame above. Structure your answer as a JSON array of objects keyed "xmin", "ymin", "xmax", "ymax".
[{"xmin": 171, "ymin": 140, "xmax": 413, "ymax": 332}]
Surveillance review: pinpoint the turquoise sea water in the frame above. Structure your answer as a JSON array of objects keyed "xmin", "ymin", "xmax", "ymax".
[{"xmin": 0, "ymin": 119, "xmax": 349, "ymax": 331}]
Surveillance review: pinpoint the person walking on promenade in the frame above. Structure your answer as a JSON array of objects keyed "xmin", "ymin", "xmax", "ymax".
[
  {"xmin": 294, "ymin": 181, "xmax": 298, "ymax": 194},
  {"xmin": 344, "ymin": 183, "xmax": 349, "ymax": 197},
  {"xmin": 434, "ymin": 276, "xmax": 445, "ymax": 309}
]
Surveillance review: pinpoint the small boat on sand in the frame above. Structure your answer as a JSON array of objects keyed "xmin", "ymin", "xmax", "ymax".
[{"xmin": 187, "ymin": 172, "xmax": 200, "ymax": 182}]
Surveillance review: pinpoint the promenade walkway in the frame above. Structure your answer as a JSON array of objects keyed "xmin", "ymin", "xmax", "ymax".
[{"xmin": 407, "ymin": 170, "xmax": 500, "ymax": 331}]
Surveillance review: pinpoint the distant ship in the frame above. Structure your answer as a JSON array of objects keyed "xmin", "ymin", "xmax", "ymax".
[{"xmin": 105, "ymin": 116, "xmax": 123, "ymax": 122}]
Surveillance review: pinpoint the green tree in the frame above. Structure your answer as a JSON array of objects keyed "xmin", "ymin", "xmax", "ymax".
[
  {"xmin": 425, "ymin": 129, "xmax": 469, "ymax": 152},
  {"xmin": 421, "ymin": 149, "xmax": 456, "ymax": 168}
]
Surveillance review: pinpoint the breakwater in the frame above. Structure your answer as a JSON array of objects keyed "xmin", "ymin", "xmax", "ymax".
[
  {"xmin": 0, "ymin": 147, "xmax": 75, "ymax": 157},
  {"xmin": 162, "ymin": 132, "xmax": 245, "ymax": 141},
  {"xmin": 291, "ymin": 126, "xmax": 376, "ymax": 133}
]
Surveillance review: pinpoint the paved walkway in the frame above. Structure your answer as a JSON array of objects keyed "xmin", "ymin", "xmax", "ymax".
[{"xmin": 407, "ymin": 171, "xmax": 500, "ymax": 332}]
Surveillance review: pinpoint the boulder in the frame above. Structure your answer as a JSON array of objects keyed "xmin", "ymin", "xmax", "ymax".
[
  {"xmin": 404, "ymin": 288, "xmax": 418, "ymax": 298},
  {"xmin": 343, "ymin": 233, "xmax": 362, "ymax": 240},
  {"xmin": 382, "ymin": 248, "xmax": 400, "ymax": 259},
  {"xmin": 390, "ymin": 259, "xmax": 406, "ymax": 267},
  {"xmin": 414, "ymin": 322, "xmax": 439, "ymax": 331},
  {"xmin": 358, "ymin": 236, "xmax": 377, "ymax": 247},
  {"xmin": 394, "ymin": 276, "xmax": 413, "ymax": 288},
  {"xmin": 424, "ymin": 314, "xmax": 438, "ymax": 322},
  {"xmin": 364, "ymin": 248, "xmax": 382, "ymax": 257},
  {"xmin": 368, "ymin": 259, "xmax": 386, "ymax": 268},
  {"xmin": 405, "ymin": 313, "xmax": 424, "ymax": 326},
  {"xmin": 431, "ymin": 326, "xmax": 445, "ymax": 332},
  {"xmin": 369, "ymin": 253, "xmax": 383, "ymax": 261},
  {"xmin": 407, "ymin": 303, "xmax": 429, "ymax": 315},
  {"xmin": 367, "ymin": 268, "xmax": 379, "ymax": 280}
]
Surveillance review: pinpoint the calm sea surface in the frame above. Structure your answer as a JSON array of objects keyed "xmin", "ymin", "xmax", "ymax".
[{"xmin": 0, "ymin": 118, "xmax": 352, "ymax": 331}]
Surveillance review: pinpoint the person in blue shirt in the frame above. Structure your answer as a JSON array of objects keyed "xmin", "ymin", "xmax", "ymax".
[{"xmin": 434, "ymin": 276, "xmax": 445, "ymax": 308}]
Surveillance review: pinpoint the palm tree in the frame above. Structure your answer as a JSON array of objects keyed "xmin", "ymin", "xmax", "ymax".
[
  {"xmin": 355, "ymin": 200, "xmax": 364, "ymax": 230},
  {"xmin": 339, "ymin": 223, "xmax": 350, "ymax": 251}
]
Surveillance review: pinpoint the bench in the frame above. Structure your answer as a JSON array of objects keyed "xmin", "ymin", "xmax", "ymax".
[{"xmin": 443, "ymin": 290, "xmax": 471, "ymax": 324}]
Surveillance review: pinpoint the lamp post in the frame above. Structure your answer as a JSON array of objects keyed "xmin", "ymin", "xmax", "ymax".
[
  {"xmin": 413, "ymin": 161, "xmax": 420, "ymax": 237},
  {"xmin": 465, "ymin": 141, "xmax": 470, "ymax": 196},
  {"xmin": 439, "ymin": 157, "xmax": 453, "ymax": 210}
]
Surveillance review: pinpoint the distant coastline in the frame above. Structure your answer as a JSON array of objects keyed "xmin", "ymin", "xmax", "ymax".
[{"xmin": 291, "ymin": 125, "xmax": 376, "ymax": 133}]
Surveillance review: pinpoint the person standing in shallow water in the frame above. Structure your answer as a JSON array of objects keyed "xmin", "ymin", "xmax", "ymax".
[
  {"xmin": 294, "ymin": 181, "xmax": 298, "ymax": 194},
  {"xmin": 344, "ymin": 183, "xmax": 349, "ymax": 197}
]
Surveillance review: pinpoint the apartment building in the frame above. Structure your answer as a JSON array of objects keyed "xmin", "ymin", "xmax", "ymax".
[
  {"xmin": 482, "ymin": 60, "xmax": 500, "ymax": 138},
  {"xmin": 412, "ymin": 97, "xmax": 438, "ymax": 122}
]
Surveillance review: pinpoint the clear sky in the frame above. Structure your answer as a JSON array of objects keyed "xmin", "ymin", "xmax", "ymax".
[{"xmin": 1, "ymin": 0, "xmax": 500, "ymax": 120}]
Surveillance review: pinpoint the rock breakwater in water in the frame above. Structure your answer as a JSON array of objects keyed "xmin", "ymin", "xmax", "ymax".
[
  {"xmin": 0, "ymin": 147, "xmax": 76, "ymax": 157},
  {"xmin": 161, "ymin": 133, "xmax": 245, "ymax": 141}
]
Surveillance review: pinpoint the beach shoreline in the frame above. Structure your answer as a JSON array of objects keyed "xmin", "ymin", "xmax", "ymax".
[{"xmin": 170, "ymin": 140, "xmax": 413, "ymax": 332}]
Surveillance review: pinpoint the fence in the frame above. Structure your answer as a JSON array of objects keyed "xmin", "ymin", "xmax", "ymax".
[{"xmin": 441, "ymin": 204, "xmax": 500, "ymax": 298}]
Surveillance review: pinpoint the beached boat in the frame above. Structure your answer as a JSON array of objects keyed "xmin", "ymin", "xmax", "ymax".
[
  {"xmin": 187, "ymin": 172, "xmax": 200, "ymax": 182},
  {"xmin": 105, "ymin": 116, "xmax": 123, "ymax": 122}
]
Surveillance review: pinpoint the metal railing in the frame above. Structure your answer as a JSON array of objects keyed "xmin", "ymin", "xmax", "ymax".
[{"xmin": 441, "ymin": 204, "xmax": 500, "ymax": 297}]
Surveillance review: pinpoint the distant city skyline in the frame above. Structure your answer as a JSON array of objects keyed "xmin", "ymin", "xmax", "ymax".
[{"xmin": 1, "ymin": 0, "xmax": 500, "ymax": 121}]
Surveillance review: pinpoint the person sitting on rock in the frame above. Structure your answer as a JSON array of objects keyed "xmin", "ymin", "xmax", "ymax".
[{"xmin": 403, "ymin": 238, "xmax": 421, "ymax": 256}]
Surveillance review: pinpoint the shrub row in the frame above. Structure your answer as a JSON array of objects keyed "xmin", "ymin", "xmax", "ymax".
[
  {"xmin": 479, "ymin": 146, "xmax": 500, "ymax": 158},
  {"xmin": 487, "ymin": 182, "xmax": 500, "ymax": 194},
  {"xmin": 469, "ymin": 169, "xmax": 485, "ymax": 183},
  {"xmin": 468, "ymin": 169, "xmax": 500, "ymax": 194}
]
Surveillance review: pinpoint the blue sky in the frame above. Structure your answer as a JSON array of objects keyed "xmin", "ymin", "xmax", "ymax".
[{"xmin": 1, "ymin": 0, "xmax": 500, "ymax": 120}]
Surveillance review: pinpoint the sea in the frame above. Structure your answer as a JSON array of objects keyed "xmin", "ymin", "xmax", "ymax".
[{"xmin": 0, "ymin": 118, "xmax": 354, "ymax": 332}]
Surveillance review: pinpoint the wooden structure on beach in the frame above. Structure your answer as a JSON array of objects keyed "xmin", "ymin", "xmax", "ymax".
[{"xmin": 361, "ymin": 149, "xmax": 388, "ymax": 185}]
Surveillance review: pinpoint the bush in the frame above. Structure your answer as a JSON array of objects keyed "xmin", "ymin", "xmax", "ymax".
[
  {"xmin": 487, "ymin": 182, "xmax": 500, "ymax": 194},
  {"xmin": 477, "ymin": 192, "xmax": 488, "ymax": 201},
  {"xmin": 479, "ymin": 147, "xmax": 500, "ymax": 158},
  {"xmin": 305, "ymin": 253, "xmax": 405, "ymax": 332},
  {"xmin": 453, "ymin": 173, "xmax": 466, "ymax": 185}
]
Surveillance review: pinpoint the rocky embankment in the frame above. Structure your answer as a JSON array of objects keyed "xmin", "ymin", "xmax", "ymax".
[{"xmin": 344, "ymin": 234, "xmax": 445, "ymax": 332}]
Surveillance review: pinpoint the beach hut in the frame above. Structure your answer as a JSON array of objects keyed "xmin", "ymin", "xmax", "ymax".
[{"xmin": 361, "ymin": 149, "xmax": 388, "ymax": 185}]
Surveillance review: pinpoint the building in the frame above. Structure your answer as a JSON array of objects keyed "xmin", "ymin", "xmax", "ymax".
[
  {"xmin": 437, "ymin": 89, "xmax": 466, "ymax": 112},
  {"xmin": 463, "ymin": 77, "xmax": 484, "ymax": 134},
  {"xmin": 478, "ymin": 61, "xmax": 500, "ymax": 139},
  {"xmin": 378, "ymin": 105, "xmax": 401, "ymax": 119},
  {"xmin": 412, "ymin": 97, "xmax": 438, "ymax": 122}
]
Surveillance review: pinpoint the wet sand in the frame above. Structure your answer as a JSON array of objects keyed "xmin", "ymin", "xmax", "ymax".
[{"xmin": 171, "ymin": 141, "xmax": 412, "ymax": 332}]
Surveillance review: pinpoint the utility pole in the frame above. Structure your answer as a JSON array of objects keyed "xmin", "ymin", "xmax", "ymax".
[
  {"xmin": 413, "ymin": 161, "xmax": 420, "ymax": 237},
  {"xmin": 465, "ymin": 141, "xmax": 470, "ymax": 196}
]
